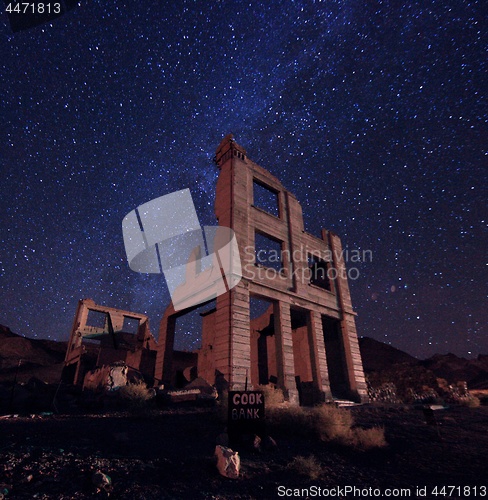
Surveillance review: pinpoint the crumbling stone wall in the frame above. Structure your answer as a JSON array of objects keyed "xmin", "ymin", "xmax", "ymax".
[
  {"xmin": 64, "ymin": 299, "xmax": 157, "ymax": 386},
  {"xmin": 155, "ymin": 135, "xmax": 368, "ymax": 404}
]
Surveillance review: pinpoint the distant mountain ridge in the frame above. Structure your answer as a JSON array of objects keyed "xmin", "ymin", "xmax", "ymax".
[
  {"xmin": 358, "ymin": 337, "xmax": 418, "ymax": 372},
  {"xmin": 1, "ymin": 325, "xmax": 487, "ymax": 390},
  {"xmin": 0, "ymin": 324, "xmax": 67, "ymax": 383},
  {"xmin": 359, "ymin": 336, "xmax": 488, "ymax": 390}
]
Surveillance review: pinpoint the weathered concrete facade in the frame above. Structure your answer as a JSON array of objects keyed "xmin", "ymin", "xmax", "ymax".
[
  {"xmin": 63, "ymin": 298, "xmax": 157, "ymax": 387},
  {"xmin": 155, "ymin": 135, "xmax": 368, "ymax": 404}
]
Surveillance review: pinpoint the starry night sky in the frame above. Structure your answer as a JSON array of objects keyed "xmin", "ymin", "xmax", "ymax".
[{"xmin": 1, "ymin": 0, "xmax": 486, "ymax": 359}]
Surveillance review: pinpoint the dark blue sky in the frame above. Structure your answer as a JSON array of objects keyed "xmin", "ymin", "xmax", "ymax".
[{"xmin": 1, "ymin": 0, "xmax": 486, "ymax": 359}]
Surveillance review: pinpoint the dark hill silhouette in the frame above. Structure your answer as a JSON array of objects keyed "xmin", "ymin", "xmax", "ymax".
[
  {"xmin": 360, "ymin": 336, "xmax": 488, "ymax": 390},
  {"xmin": 1, "ymin": 325, "xmax": 487, "ymax": 389},
  {"xmin": 358, "ymin": 336, "xmax": 418, "ymax": 372},
  {"xmin": 421, "ymin": 353, "xmax": 488, "ymax": 389},
  {"xmin": 0, "ymin": 325, "xmax": 67, "ymax": 383}
]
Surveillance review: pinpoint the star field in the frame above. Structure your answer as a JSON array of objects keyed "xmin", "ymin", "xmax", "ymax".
[{"xmin": 0, "ymin": 0, "xmax": 486, "ymax": 359}]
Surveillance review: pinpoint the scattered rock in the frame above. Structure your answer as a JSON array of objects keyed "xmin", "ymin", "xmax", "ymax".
[
  {"xmin": 92, "ymin": 470, "xmax": 112, "ymax": 494},
  {"xmin": 83, "ymin": 363, "xmax": 128, "ymax": 392},
  {"xmin": 252, "ymin": 434, "xmax": 262, "ymax": 452},
  {"xmin": 214, "ymin": 445, "xmax": 240, "ymax": 479}
]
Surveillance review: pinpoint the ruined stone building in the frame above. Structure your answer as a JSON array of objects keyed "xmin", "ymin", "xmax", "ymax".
[
  {"xmin": 64, "ymin": 136, "xmax": 368, "ymax": 404},
  {"xmin": 63, "ymin": 298, "xmax": 158, "ymax": 388},
  {"xmin": 155, "ymin": 135, "xmax": 368, "ymax": 404}
]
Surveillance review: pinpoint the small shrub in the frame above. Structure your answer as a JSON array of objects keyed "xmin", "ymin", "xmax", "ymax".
[
  {"xmin": 256, "ymin": 384, "xmax": 285, "ymax": 408},
  {"xmin": 459, "ymin": 396, "xmax": 481, "ymax": 408},
  {"xmin": 471, "ymin": 391, "xmax": 488, "ymax": 406},
  {"xmin": 267, "ymin": 405, "xmax": 311, "ymax": 436},
  {"xmin": 119, "ymin": 380, "xmax": 152, "ymax": 409},
  {"xmin": 310, "ymin": 404, "xmax": 355, "ymax": 445},
  {"xmin": 266, "ymin": 403, "xmax": 387, "ymax": 450},
  {"xmin": 353, "ymin": 427, "xmax": 387, "ymax": 450},
  {"xmin": 287, "ymin": 455, "xmax": 322, "ymax": 480}
]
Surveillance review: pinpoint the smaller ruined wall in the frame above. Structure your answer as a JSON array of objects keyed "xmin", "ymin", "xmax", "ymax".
[{"xmin": 64, "ymin": 299, "xmax": 158, "ymax": 386}]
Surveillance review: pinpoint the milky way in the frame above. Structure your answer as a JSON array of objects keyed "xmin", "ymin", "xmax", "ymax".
[{"xmin": 0, "ymin": 0, "xmax": 486, "ymax": 358}]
